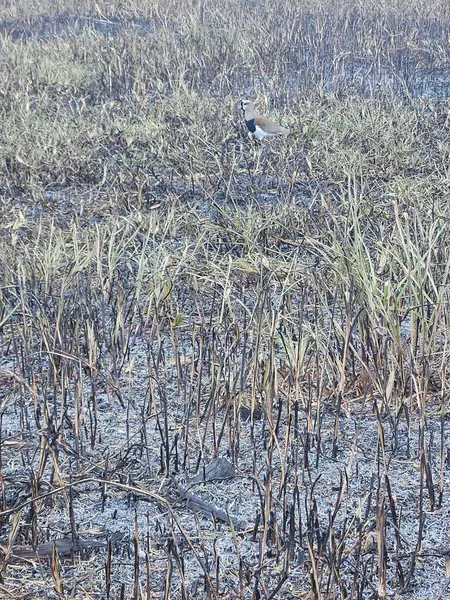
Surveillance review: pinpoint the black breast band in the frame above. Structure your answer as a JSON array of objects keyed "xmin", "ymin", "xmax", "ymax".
[{"xmin": 245, "ymin": 118, "xmax": 256, "ymax": 133}]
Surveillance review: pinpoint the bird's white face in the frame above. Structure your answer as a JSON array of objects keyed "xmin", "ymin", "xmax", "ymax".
[{"xmin": 241, "ymin": 100, "xmax": 253, "ymax": 111}]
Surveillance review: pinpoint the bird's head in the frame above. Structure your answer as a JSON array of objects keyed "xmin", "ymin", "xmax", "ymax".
[{"xmin": 241, "ymin": 99, "xmax": 254, "ymax": 112}]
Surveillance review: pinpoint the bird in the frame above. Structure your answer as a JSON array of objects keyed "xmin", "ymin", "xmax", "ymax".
[{"xmin": 241, "ymin": 100, "xmax": 290, "ymax": 141}]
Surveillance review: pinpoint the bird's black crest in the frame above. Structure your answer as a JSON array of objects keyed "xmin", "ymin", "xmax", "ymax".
[{"xmin": 245, "ymin": 118, "xmax": 256, "ymax": 133}]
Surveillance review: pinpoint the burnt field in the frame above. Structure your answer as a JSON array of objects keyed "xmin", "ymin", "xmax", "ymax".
[{"xmin": 1, "ymin": 1, "xmax": 450, "ymax": 598}]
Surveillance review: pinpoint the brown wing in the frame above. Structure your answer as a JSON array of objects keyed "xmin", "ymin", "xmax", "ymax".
[{"xmin": 255, "ymin": 114, "xmax": 289, "ymax": 135}]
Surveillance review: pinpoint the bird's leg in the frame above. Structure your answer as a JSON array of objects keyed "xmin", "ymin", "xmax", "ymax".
[
  {"xmin": 250, "ymin": 136, "xmax": 263, "ymax": 172},
  {"xmin": 255, "ymin": 145, "xmax": 263, "ymax": 173}
]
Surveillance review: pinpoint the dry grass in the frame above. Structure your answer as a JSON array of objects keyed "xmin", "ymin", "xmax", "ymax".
[{"xmin": 1, "ymin": 0, "xmax": 450, "ymax": 598}]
